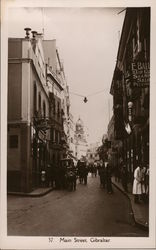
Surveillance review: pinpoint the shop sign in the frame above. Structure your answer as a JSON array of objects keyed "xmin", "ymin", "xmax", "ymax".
[{"xmin": 131, "ymin": 61, "xmax": 150, "ymax": 87}]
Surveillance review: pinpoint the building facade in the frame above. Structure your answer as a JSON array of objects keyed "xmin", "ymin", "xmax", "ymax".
[
  {"xmin": 7, "ymin": 29, "xmax": 73, "ymax": 192},
  {"xmin": 110, "ymin": 8, "xmax": 150, "ymax": 180},
  {"xmin": 43, "ymin": 39, "xmax": 66, "ymax": 167},
  {"xmin": 8, "ymin": 33, "xmax": 50, "ymax": 192}
]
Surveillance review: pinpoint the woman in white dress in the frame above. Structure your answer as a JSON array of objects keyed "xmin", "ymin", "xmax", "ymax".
[{"xmin": 132, "ymin": 165, "xmax": 145, "ymax": 203}]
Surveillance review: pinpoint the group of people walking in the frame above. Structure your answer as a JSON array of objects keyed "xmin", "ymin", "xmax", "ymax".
[
  {"xmin": 77, "ymin": 161, "xmax": 89, "ymax": 185},
  {"xmin": 89, "ymin": 163, "xmax": 98, "ymax": 177},
  {"xmin": 41, "ymin": 158, "xmax": 149, "ymax": 204},
  {"xmin": 98, "ymin": 162, "xmax": 113, "ymax": 194},
  {"xmin": 41, "ymin": 160, "xmax": 89, "ymax": 191}
]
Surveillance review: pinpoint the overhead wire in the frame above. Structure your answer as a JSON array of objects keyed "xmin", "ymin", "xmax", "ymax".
[
  {"xmin": 69, "ymin": 88, "xmax": 109, "ymax": 98},
  {"xmin": 69, "ymin": 88, "xmax": 109, "ymax": 103},
  {"xmin": 87, "ymin": 89, "xmax": 107, "ymax": 97},
  {"xmin": 69, "ymin": 92, "xmax": 85, "ymax": 97}
]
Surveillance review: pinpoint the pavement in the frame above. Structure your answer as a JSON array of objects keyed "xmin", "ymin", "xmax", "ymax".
[
  {"xmin": 8, "ymin": 187, "xmax": 53, "ymax": 197},
  {"xmin": 111, "ymin": 176, "xmax": 149, "ymax": 231}
]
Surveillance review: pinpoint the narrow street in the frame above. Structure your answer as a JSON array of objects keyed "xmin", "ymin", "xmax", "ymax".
[{"xmin": 7, "ymin": 174, "xmax": 147, "ymax": 237}]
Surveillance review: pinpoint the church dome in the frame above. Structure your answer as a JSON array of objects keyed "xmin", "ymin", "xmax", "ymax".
[{"xmin": 76, "ymin": 117, "xmax": 84, "ymax": 133}]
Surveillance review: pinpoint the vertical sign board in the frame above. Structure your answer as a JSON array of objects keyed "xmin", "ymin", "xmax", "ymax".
[{"xmin": 131, "ymin": 61, "xmax": 150, "ymax": 88}]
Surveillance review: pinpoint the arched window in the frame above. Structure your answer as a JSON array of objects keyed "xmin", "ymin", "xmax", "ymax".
[
  {"xmin": 58, "ymin": 102, "xmax": 60, "ymax": 117},
  {"xmin": 38, "ymin": 93, "xmax": 41, "ymax": 112},
  {"xmin": 33, "ymin": 83, "xmax": 37, "ymax": 114},
  {"xmin": 43, "ymin": 101, "xmax": 46, "ymax": 118},
  {"xmin": 53, "ymin": 99, "xmax": 56, "ymax": 115}
]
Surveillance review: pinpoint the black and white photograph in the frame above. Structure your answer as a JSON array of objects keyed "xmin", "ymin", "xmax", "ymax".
[{"xmin": 1, "ymin": 0, "xmax": 156, "ymax": 249}]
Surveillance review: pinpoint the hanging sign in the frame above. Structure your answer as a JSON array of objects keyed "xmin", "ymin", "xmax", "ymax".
[{"xmin": 131, "ymin": 61, "xmax": 150, "ymax": 87}]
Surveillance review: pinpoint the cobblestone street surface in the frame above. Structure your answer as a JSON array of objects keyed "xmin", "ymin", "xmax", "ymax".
[{"xmin": 7, "ymin": 174, "xmax": 148, "ymax": 237}]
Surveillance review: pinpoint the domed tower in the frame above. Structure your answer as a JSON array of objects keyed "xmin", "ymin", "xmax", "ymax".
[
  {"xmin": 75, "ymin": 117, "xmax": 88, "ymax": 160},
  {"xmin": 75, "ymin": 118, "xmax": 86, "ymax": 141}
]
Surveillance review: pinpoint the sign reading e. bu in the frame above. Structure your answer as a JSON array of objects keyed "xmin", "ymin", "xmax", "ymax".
[{"xmin": 131, "ymin": 61, "xmax": 150, "ymax": 87}]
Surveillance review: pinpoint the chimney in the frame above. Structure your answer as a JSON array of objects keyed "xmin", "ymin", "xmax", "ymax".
[
  {"xmin": 31, "ymin": 31, "xmax": 38, "ymax": 52},
  {"xmin": 24, "ymin": 27, "xmax": 31, "ymax": 39},
  {"xmin": 31, "ymin": 31, "xmax": 37, "ymax": 39},
  {"xmin": 36, "ymin": 33, "xmax": 43, "ymax": 39}
]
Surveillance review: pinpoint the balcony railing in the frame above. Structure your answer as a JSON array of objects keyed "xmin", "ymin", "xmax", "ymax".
[{"xmin": 47, "ymin": 67, "xmax": 63, "ymax": 88}]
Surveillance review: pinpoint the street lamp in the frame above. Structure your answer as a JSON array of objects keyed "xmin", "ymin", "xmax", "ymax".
[{"xmin": 128, "ymin": 101, "xmax": 133, "ymax": 122}]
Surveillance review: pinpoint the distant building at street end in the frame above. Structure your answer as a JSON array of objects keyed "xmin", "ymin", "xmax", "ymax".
[
  {"xmin": 75, "ymin": 117, "xmax": 88, "ymax": 160},
  {"xmin": 86, "ymin": 142, "xmax": 100, "ymax": 165}
]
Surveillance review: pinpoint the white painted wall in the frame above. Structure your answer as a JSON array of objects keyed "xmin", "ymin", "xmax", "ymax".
[{"xmin": 21, "ymin": 62, "xmax": 30, "ymax": 122}]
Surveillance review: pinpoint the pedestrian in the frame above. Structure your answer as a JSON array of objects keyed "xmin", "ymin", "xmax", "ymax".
[
  {"xmin": 121, "ymin": 165, "xmax": 128, "ymax": 192},
  {"xmin": 83, "ymin": 164, "xmax": 88, "ymax": 185},
  {"xmin": 94, "ymin": 162, "xmax": 97, "ymax": 177},
  {"xmin": 105, "ymin": 162, "xmax": 113, "ymax": 194},
  {"xmin": 98, "ymin": 164, "xmax": 106, "ymax": 188},
  {"xmin": 140, "ymin": 165, "xmax": 146, "ymax": 202},
  {"xmin": 78, "ymin": 162, "xmax": 83, "ymax": 184},
  {"xmin": 145, "ymin": 166, "xmax": 149, "ymax": 202},
  {"xmin": 98, "ymin": 165, "xmax": 103, "ymax": 187},
  {"xmin": 132, "ymin": 165, "xmax": 145, "ymax": 203},
  {"xmin": 72, "ymin": 166, "xmax": 77, "ymax": 191},
  {"xmin": 60, "ymin": 164, "xmax": 66, "ymax": 189},
  {"xmin": 91, "ymin": 164, "xmax": 94, "ymax": 177}
]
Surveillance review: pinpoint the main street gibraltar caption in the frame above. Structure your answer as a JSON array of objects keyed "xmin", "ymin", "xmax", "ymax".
[{"xmin": 48, "ymin": 237, "xmax": 111, "ymax": 244}]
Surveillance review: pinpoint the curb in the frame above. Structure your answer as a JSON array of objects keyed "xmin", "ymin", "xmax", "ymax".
[
  {"xmin": 112, "ymin": 181, "xmax": 149, "ymax": 231},
  {"xmin": 8, "ymin": 188, "xmax": 53, "ymax": 197}
]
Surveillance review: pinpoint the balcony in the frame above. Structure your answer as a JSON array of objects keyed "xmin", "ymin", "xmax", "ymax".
[
  {"xmin": 47, "ymin": 67, "xmax": 63, "ymax": 90},
  {"xmin": 33, "ymin": 113, "xmax": 51, "ymax": 132}
]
